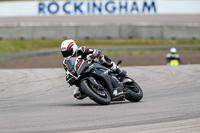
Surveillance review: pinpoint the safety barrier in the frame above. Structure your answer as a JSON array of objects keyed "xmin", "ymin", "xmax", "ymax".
[{"xmin": 0, "ymin": 24, "xmax": 200, "ymax": 40}]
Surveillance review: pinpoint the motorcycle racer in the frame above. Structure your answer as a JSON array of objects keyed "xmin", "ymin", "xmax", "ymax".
[
  {"xmin": 61, "ymin": 39, "xmax": 126, "ymax": 100},
  {"xmin": 166, "ymin": 48, "xmax": 182, "ymax": 66}
]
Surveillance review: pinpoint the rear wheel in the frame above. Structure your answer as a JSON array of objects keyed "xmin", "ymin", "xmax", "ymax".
[
  {"xmin": 80, "ymin": 80, "xmax": 111, "ymax": 105},
  {"xmin": 126, "ymin": 82, "xmax": 143, "ymax": 102}
]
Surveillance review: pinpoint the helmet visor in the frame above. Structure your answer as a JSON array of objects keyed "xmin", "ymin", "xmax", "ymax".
[{"xmin": 61, "ymin": 50, "xmax": 73, "ymax": 57}]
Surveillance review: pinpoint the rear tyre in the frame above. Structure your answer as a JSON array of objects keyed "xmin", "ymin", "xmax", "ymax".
[
  {"xmin": 126, "ymin": 82, "xmax": 143, "ymax": 102},
  {"xmin": 80, "ymin": 80, "xmax": 111, "ymax": 105}
]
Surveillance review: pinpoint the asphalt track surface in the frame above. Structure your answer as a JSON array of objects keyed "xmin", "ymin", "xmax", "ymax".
[
  {"xmin": 0, "ymin": 15, "xmax": 200, "ymax": 24},
  {"xmin": 0, "ymin": 65, "xmax": 200, "ymax": 133}
]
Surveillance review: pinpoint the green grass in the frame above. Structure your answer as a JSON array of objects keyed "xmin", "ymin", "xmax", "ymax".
[
  {"xmin": 76, "ymin": 39, "xmax": 200, "ymax": 47},
  {"xmin": 0, "ymin": 39, "xmax": 200, "ymax": 54},
  {"xmin": 0, "ymin": 39, "xmax": 63, "ymax": 54},
  {"xmin": 101, "ymin": 49, "xmax": 200, "ymax": 55}
]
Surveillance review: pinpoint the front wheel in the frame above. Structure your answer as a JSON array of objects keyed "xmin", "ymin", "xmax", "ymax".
[
  {"xmin": 126, "ymin": 82, "xmax": 143, "ymax": 102},
  {"xmin": 79, "ymin": 79, "xmax": 111, "ymax": 105}
]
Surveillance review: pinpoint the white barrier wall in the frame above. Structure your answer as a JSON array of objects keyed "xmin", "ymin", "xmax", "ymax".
[
  {"xmin": 0, "ymin": 0, "xmax": 200, "ymax": 17},
  {"xmin": 1, "ymin": 24, "xmax": 200, "ymax": 39}
]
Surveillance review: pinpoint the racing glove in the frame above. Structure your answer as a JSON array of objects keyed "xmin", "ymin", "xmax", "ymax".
[{"xmin": 87, "ymin": 49, "xmax": 101, "ymax": 60}]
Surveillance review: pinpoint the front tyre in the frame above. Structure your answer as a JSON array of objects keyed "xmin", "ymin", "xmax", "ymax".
[
  {"xmin": 80, "ymin": 80, "xmax": 111, "ymax": 105},
  {"xmin": 126, "ymin": 82, "xmax": 143, "ymax": 102}
]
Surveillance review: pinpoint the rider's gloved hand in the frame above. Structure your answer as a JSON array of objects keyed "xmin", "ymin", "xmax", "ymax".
[{"xmin": 90, "ymin": 49, "xmax": 101, "ymax": 59}]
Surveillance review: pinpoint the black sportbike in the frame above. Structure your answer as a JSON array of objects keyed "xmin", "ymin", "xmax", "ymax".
[{"xmin": 65, "ymin": 57, "xmax": 143, "ymax": 105}]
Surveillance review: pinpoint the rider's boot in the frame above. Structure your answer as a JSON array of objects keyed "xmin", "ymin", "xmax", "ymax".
[
  {"xmin": 73, "ymin": 87, "xmax": 86, "ymax": 100},
  {"xmin": 116, "ymin": 68, "xmax": 127, "ymax": 81}
]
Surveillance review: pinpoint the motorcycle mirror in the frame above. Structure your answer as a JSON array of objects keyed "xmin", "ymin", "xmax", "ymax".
[{"xmin": 117, "ymin": 60, "xmax": 122, "ymax": 66}]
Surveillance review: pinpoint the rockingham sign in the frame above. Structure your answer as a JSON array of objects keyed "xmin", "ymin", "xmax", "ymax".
[
  {"xmin": 38, "ymin": 1, "xmax": 156, "ymax": 15},
  {"xmin": 0, "ymin": 0, "xmax": 200, "ymax": 17}
]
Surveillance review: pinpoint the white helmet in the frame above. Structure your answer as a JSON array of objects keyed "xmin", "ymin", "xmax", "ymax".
[
  {"xmin": 60, "ymin": 39, "xmax": 78, "ymax": 58},
  {"xmin": 170, "ymin": 48, "xmax": 177, "ymax": 53}
]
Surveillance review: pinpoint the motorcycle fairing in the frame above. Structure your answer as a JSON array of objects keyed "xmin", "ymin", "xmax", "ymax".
[
  {"xmin": 90, "ymin": 69, "xmax": 123, "ymax": 98},
  {"xmin": 83, "ymin": 63, "xmax": 108, "ymax": 74},
  {"xmin": 79, "ymin": 77, "xmax": 101, "ymax": 90},
  {"xmin": 66, "ymin": 58, "xmax": 123, "ymax": 98},
  {"xmin": 66, "ymin": 70, "xmax": 80, "ymax": 85},
  {"xmin": 83, "ymin": 63, "xmax": 124, "ymax": 97},
  {"xmin": 75, "ymin": 59, "xmax": 90, "ymax": 76}
]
